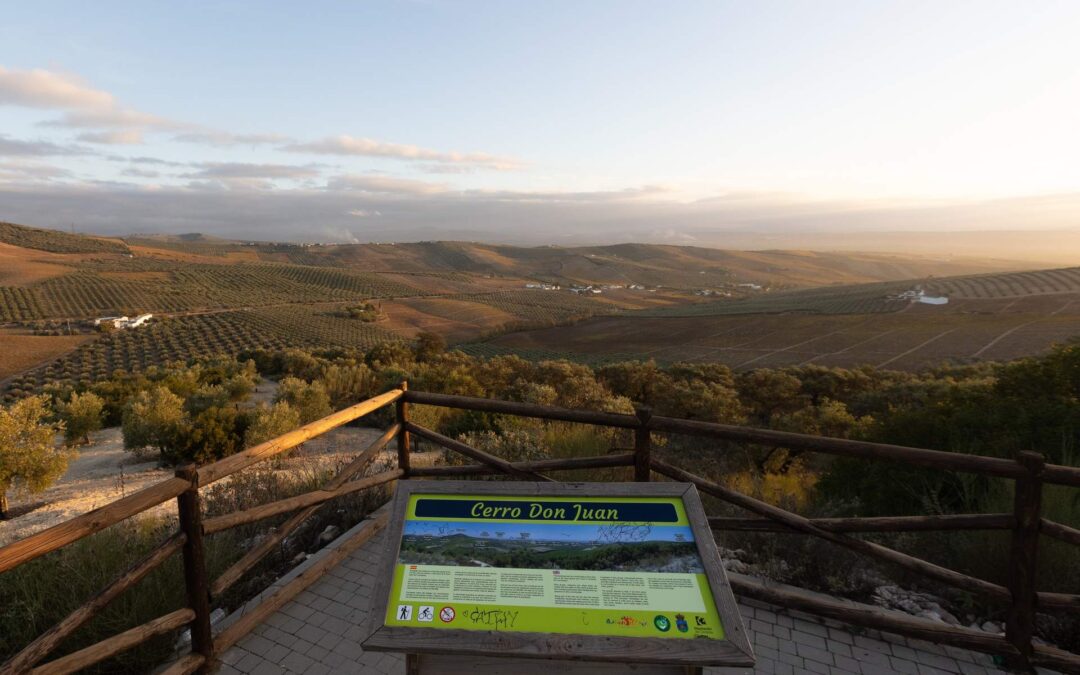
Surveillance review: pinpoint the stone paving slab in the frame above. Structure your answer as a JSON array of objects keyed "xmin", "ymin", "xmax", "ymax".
[{"xmin": 214, "ymin": 518, "xmax": 1031, "ymax": 675}]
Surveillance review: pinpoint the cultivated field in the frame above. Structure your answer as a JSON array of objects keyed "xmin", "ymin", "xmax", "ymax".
[
  {"xmin": 0, "ymin": 330, "xmax": 94, "ymax": 382},
  {"xmin": 474, "ymin": 295, "xmax": 1080, "ymax": 370},
  {"xmin": 4, "ymin": 221, "xmax": 1077, "ymax": 390}
]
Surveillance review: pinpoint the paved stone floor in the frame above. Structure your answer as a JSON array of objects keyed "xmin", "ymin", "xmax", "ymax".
[{"xmin": 215, "ymin": 519, "xmax": 1022, "ymax": 675}]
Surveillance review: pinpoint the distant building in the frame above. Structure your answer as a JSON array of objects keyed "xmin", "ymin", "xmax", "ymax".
[
  {"xmin": 737, "ymin": 283, "xmax": 763, "ymax": 291},
  {"xmin": 123, "ymin": 313, "xmax": 154, "ymax": 328},
  {"xmin": 97, "ymin": 313, "xmax": 154, "ymax": 329},
  {"xmin": 893, "ymin": 289, "xmax": 949, "ymax": 305}
]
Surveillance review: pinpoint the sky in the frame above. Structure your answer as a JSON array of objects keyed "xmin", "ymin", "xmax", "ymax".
[{"xmin": 2, "ymin": 1, "xmax": 1080, "ymax": 244}]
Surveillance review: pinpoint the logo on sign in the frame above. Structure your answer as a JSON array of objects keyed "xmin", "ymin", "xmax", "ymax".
[
  {"xmin": 418, "ymin": 606, "xmax": 434, "ymax": 622},
  {"xmin": 439, "ymin": 606, "xmax": 456, "ymax": 623},
  {"xmin": 653, "ymin": 615, "xmax": 671, "ymax": 632},
  {"xmin": 396, "ymin": 605, "xmax": 413, "ymax": 621},
  {"xmin": 675, "ymin": 614, "xmax": 689, "ymax": 633}
]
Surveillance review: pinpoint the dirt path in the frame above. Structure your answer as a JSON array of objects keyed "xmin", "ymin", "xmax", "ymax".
[
  {"xmin": 0, "ymin": 422, "xmax": 420, "ymax": 547},
  {"xmin": 876, "ymin": 329, "xmax": 957, "ymax": 368},
  {"xmin": 970, "ymin": 299, "xmax": 1074, "ymax": 358},
  {"xmin": 795, "ymin": 328, "xmax": 901, "ymax": 366},
  {"xmin": 0, "ymin": 429, "xmax": 172, "ymax": 545}
]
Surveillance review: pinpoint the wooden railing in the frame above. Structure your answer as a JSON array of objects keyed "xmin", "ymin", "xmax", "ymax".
[
  {"xmin": 0, "ymin": 388, "xmax": 404, "ymax": 675},
  {"xmin": 0, "ymin": 385, "xmax": 1077, "ymax": 674}
]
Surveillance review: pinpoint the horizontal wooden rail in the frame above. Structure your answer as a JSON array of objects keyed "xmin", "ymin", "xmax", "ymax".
[
  {"xmin": 1, "ymin": 533, "xmax": 185, "ymax": 674},
  {"xmin": 197, "ymin": 388, "xmax": 403, "ymax": 485},
  {"xmin": 1031, "ymin": 643, "xmax": 1080, "ymax": 674},
  {"xmin": 406, "ymin": 422, "xmax": 555, "ymax": 482},
  {"xmin": 215, "ymin": 512, "xmax": 389, "ymax": 653},
  {"xmin": 29, "ymin": 608, "xmax": 194, "ymax": 675},
  {"xmin": 651, "ymin": 458, "xmax": 1011, "ymax": 602},
  {"xmin": 403, "ymin": 390, "xmax": 640, "ymax": 429},
  {"xmin": 0, "ymin": 477, "xmax": 189, "ymax": 574},
  {"xmin": 1037, "ymin": 590, "xmax": 1080, "ymax": 612},
  {"xmin": 409, "ymin": 452, "xmax": 636, "ymax": 477},
  {"xmin": 1042, "ymin": 463, "xmax": 1080, "ymax": 488},
  {"xmin": 709, "ymin": 514, "xmax": 1015, "ymax": 533},
  {"xmin": 649, "ymin": 415, "xmax": 1026, "ymax": 479},
  {"xmin": 210, "ymin": 423, "xmax": 400, "ymax": 598},
  {"xmin": 403, "ymin": 391, "xmax": 1046, "ymax": 479},
  {"xmin": 728, "ymin": 572, "xmax": 1017, "ymax": 657},
  {"xmin": 203, "ymin": 469, "xmax": 403, "ymax": 534},
  {"xmin": 1041, "ymin": 518, "xmax": 1080, "ymax": 547}
]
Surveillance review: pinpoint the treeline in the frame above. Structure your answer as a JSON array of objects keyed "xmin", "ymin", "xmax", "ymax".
[{"xmin": 7, "ymin": 332, "xmax": 1080, "ymax": 530}]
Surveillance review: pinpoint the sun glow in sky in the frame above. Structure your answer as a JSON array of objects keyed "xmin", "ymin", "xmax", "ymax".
[{"xmin": 2, "ymin": 1, "xmax": 1080, "ymax": 242}]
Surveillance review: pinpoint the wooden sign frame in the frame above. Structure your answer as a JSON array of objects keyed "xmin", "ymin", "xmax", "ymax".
[{"xmin": 362, "ymin": 481, "xmax": 754, "ymax": 667}]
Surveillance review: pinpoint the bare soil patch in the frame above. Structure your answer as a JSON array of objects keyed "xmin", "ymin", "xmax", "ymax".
[
  {"xmin": 0, "ymin": 242, "xmax": 76, "ymax": 285},
  {"xmin": 381, "ymin": 297, "xmax": 519, "ymax": 341},
  {"xmin": 0, "ymin": 329, "xmax": 94, "ymax": 380}
]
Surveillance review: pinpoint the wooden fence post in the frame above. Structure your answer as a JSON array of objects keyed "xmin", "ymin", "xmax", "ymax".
[
  {"xmin": 176, "ymin": 465, "xmax": 213, "ymax": 672},
  {"xmin": 1004, "ymin": 451, "xmax": 1044, "ymax": 672},
  {"xmin": 634, "ymin": 406, "xmax": 653, "ymax": 482},
  {"xmin": 397, "ymin": 381, "xmax": 411, "ymax": 478}
]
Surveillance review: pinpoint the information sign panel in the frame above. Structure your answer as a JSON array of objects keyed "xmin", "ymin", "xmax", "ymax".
[{"xmin": 363, "ymin": 482, "xmax": 754, "ymax": 667}]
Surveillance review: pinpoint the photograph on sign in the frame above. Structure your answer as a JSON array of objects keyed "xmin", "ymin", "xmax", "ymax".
[{"xmin": 383, "ymin": 493, "xmax": 725, "ymax": 640}]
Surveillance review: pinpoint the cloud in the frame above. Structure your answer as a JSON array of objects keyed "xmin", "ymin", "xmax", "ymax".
[
  {"xmin": 44, "ymin": 108, "xmax": 187, "ymax": 131},
  {"xmin": 186, "ymin": 162, "xmax": 324, "ymax": 180},
  {"xmin": 77, "ymin": 130, "xmax": 145, "ymax": 145},
  {"xmin": 121, "ymin": 167, "xmax": 160, "ymax": 178},
  {"xmin": 0, "ymin": 66, "xmax": 187, "ymax": 137},
  {"xmin": 107, "ymin": 155, "xmax": 189, "ymax": 167},
  {"xmin": 327, "ymin": 173, "xmax": 449, "ymax": 195},
  {"xmin": 470, "ymin": 184, "xmax": 673, "ymax": 203},
  {"xmin": 1, "ymin": 66, "xmax": 527, "ymax": 179},
  {"xmin": 0, "ymin": 66, "xmax": 114, "ymax": 110},
  {"xmin": 172, "ymin": 131, "xmax": 292, "ymax": 146},
  {"xmin": 0, "ymin": 160, "xmax": 73, "ymax": 182},
  {"xmin": 0, "ymin": 135, "xmax": 90, "ymax": 156},
  {"xmin": 284, "ymin": 135, "xmax": 522, "ymax": 170}
]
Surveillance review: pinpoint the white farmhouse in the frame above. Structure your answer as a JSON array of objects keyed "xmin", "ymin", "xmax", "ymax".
[
  {"xmin": 93, "ymin": 315, "xmax": 128, "ymax": 327},
  {"xmin": 123, "ymin": 313, "xmax": 154, "ymax": 328}
]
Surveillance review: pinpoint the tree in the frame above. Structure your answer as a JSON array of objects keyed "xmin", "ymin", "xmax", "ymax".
[
  {"xmin": 59, "ymin": 391, "xmax": 105, "ymax": 446},
  {"xmin": 275, "ymin": 377, "xmax": 332, "ymax": 424},
  {"xmin": 0, "ymin": 396, "xmax": 71, "ymax": 519},
  {"xmin": 122, "ymin": 386, "xmax": 187, "ymax": 460},
  {"xmin": 414, "ymin": 331, "xmax": 446, "ymax": 362},
  {"xmin": 245, "ymin": 402, "xmax": 301, "ymax": 448}
]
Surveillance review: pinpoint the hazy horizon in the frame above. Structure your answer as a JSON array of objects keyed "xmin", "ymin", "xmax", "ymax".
[{"xmin": 3, "ymin": 1, "xmax": 1080, "ymax": 259}]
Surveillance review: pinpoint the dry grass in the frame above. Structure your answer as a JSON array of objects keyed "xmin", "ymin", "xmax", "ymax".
[
  {"xmin": 380, "ymin": 297, "xmax": 518, "ymax": 341},
  {"xmin": 0, "ymin": 243, "xmax": 77, "ymax": 286},
  {"xmin": 0, "ymin": 330, "xmax": 94, "ymax": 381}
]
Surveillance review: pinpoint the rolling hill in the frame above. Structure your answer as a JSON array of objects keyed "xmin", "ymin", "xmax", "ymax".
[
  {"xmin": 0, "ymin": 220, "xmax": 1071, "ymax": 397},
  {"xmin": 465, "ymin": 267, "xmax": 1080, "ymax": 371}
]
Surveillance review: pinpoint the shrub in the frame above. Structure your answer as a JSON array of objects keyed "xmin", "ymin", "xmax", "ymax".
[{"xmin": 275, "ymin": 377, "xmax": 331, "ymax": 424}]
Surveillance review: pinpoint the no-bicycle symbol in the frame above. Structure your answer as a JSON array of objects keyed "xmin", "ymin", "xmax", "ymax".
[{"xmin": 439, "ymin": 606, "xmax": 456, "ymax": 623}]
